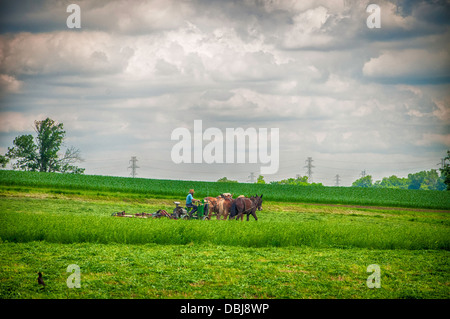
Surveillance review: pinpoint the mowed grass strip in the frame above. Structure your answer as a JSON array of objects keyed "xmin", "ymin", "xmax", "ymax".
[{"xmin": 1, "ymin": 201, "xmax": 449, "ymax": 250}]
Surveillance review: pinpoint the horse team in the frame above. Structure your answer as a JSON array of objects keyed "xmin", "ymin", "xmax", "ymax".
[{"xmin": 204, "ymin": 193, "xmax": 263, "ymax": 221}]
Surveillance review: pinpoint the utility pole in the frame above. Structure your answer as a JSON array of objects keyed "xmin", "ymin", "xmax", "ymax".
[
  {"xmin": 335, "ymin": 174, "xmax": 341, "ymax": 187},
  {"xmin": 128, "ymin": 156, "xmax": 139, "ymax": 178},
  {"xmin": 304, "ymin": 157, "xmax": 314, "ymax": 182},
  {"xmin": 248, "ymin": 172, "xmax": 255, "ymax": 183}
]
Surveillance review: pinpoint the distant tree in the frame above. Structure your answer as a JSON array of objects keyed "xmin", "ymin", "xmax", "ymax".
[
  {"xmin": 256, "ymin": 175, "xmax": 266, "ymax": 184},
  {"xmin": 440, "ymin": 150, "xmax": 450, "ymax": 191},
  {"xmin": 272, "ymin": 176, "xmax": 307, "ymax": 186},
  {"xmin": 3, "ymin": 118, "xmax": 84, "ymax": 174},
  {"xmin": 352, "ymin": 175, "xmax": 373, "ymax": 188},
  {"xmin": 373, "ymin": 175, "xmax": 409, "ymax": 189},
  {"xmin": 217, "ymin": 177, "xmax": 238, "ymax": 183},
  {"xmin": 408, "ymin": 171, "xmax": 424, "ymax": 190},
  {"xmin": 408, "ymin": 169, "xmax": 444, "ymax": 190},
  {"xmin": 270, "ymin": 175, "xmax": 322, "ymax": 186}
]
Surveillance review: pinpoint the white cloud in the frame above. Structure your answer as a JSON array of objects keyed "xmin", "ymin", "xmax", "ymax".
[
  {"xmin": 0, "ymin": 31, "xmax": 134, "ymax": 76},
  {"xmin": 363, "ymin": 49, "xmax": 450, "ymax": 81},
  {"xmin": 282, "ymin": 6, "xmax": 333, "ymax": 49},
  {"xmin": 433, "ymin": 98, "xmax": 450, "ymax": 124},
  {"xmin": 84, "ymin": 0, "xmax": 195, "ymax": 33},
  {"xmin": 0, "ymin": 112, "xmax": 44, "ymax": 133},
  {"xmin": 0, "ymin": 74, "xmax": 22, "ymax": 95},
  {"xmin": 416, "ymin": 133, "xmax": 450, "ymax": 147}
]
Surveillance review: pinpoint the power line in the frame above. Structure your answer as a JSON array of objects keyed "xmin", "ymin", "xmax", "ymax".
[
  {"xmin": 82, "ymin": 154, "xmax": 444, "ymax": 185},
  {"xmin": 304, "ymin": 157, "xmax": 314, "ymax": 182},
  {"xmin": 335, "ymin": 174, "xmax": 341, "ymax": 187},
  {"xmin": 128, "ymin": 156, "xmax": 139, "ymax": 178},
  {"xmin": 248, "ymin": 172, "xmax": 255, "ymax": 183}
]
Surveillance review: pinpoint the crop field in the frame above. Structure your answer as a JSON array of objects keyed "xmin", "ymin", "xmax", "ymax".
[
  {"xmin": 1, "ymin": 170, "xmax": 449, "ymax": 209},
  {"xmin": 0, "ymin": 170, "xmax": 449, "ymax": 300}
]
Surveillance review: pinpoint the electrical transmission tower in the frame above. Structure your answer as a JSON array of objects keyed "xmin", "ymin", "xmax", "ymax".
[
  {"xmin": 128, "ymin": 156, "xmax": 139, "ymax": 178},
  {"xmin": 248, "ymin": 172, "xmax": 255, "ymax": 183},
  {"xmin": 304, "ymin": 157, "xmax": 314, "ymax": 182},
  {"xmin": 361, "ymin": 169, "xmax": 366, "ymax": 178},
  {"xmin": 335, "ymin": 174, "xmax": 341, "ymax": 187}
]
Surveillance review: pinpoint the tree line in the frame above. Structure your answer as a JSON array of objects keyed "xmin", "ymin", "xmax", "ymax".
[
  {"xmin": 218, "ymin": 175, "xmax": 324, "ymax": 186},
  {"xmin": 352, "ymin": 168, "xmax": 447, "ymax": 191},
  {"xmin": 219, "ymin": 151, "xmax": 450, "ymax": 191}
]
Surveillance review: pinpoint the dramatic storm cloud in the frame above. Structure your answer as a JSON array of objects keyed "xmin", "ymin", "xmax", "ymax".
[{"xmin": 0, "ymin": 0, "xmax": 449, "ymax": 185}]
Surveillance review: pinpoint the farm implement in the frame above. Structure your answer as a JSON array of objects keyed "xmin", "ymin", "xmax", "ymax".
[
  {"xmin": 173, "ymin": 199, "xmax": 209, "ymax": 220},
  {"xmin": 111, "ymin": 199, "xmax": 209, "ymax": 220},
  {"xmin": 111, "ymin": 210, "xmax": 175, "ymax": 219}
]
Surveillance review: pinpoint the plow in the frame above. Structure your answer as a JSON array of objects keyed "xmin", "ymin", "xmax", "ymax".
[
  {"xmin": 111, "ymin": 199, "xmax": 210, "ymax": 220},
  {"xmin": 111, "ymin": 210, "xmax": 175, "ymax": 219}
]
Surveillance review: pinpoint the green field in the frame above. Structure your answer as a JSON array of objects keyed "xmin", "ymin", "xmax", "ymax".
[
  {"xmin": 0, "ymin": 171, "xmax": 449, "ymax": 299},
  {"xmin": 1, "ymin": 170, "xmax": 449, "ymax": 209}
]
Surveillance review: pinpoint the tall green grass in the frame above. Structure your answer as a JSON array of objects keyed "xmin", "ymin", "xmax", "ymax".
[
  {"xmin": 1, "ymin": 170, "xmax": 449, "ymax": 209},
  {"xmin": 1, "ymin": 211, "xmax": 448, "ymax": 250}
]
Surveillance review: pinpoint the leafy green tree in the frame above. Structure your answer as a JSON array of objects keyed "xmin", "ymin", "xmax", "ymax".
[
  {"xmin": 373, "ymin": 175, "xmax": 409, "ymax": 189},
  {"xmin": 4, "ymin": 118, "xmax": 84, "ymax": 174},
  {"xmin": 217, "ymin": 177, "xmax": 238, "ymax": 183},
  {"xmin": 271, "ymin": 176, "xmax": 308, "ymax": 186},
  {"xmin": 408, "ymin": 169, "xmax": 444, "ymax": 190},
  {"xmin": 256, "ymin": 175, "xmax": 266, "ymax": 184},
  {"xmin": 270, "ymin": 175, "xmax": 323, "ymax": 186},
  {"xmin": 0, "ymin": 154, "xmax": 9, "ymax": 168},
  {"xmin": 352, "ymin": 175, "xmax": 373, "ymax": 188},
  {"xmin": 5, "ymin": 134, "xmax": 39, "ymax": 171}
]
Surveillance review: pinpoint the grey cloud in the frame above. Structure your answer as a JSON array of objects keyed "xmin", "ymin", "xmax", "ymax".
[
  {"xmin": 0, "ymin": 32, "xmax": 135, "ymax": 77},
  {"xmin": 0, "ymin": 0, "xmax": 448, "ymax": 184}
]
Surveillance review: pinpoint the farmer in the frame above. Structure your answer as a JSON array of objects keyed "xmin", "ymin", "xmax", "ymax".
[{"xmin": 186, "ymin": 189, "xmax": 198, "ymax": 217}]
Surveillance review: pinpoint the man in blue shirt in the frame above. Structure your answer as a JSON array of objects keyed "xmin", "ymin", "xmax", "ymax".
[{"xmin": 186, "ymin": 189, "xmax": 198, "ymax": 217}]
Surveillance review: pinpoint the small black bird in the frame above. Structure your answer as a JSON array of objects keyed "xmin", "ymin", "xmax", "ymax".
[{"xmin": 37, "ymin": 272, "xmax": 45, "ymax": 289}]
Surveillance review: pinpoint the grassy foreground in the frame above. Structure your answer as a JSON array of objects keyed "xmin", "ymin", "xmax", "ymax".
[
  {"xmin": 1, "ymin": 241, "xmax": 448, "ymax": 299},
  {"xmin": 1, "ymin": 187, "xmax": 449, "ymax": 299}
]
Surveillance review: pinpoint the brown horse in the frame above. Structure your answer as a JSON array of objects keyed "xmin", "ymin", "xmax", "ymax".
[
  {"xmin": 216, "ymin": 195, "xmax": 234, "ymax": 220},
  {"xmin": 204, "ymin": 194, "xmax": 234, "ymax": 220},
  {"xmin": 229, "ymin": 194, "xmax": 263, "ymax": 221},
  {"xmin": 204, "ymin": 196, "xmax": 218, "ymax": 220}
]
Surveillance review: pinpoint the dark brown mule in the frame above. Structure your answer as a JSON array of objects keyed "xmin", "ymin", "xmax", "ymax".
[{"xmin": 229, "ymin": 194, "xmax": 263, "ymax": 221}]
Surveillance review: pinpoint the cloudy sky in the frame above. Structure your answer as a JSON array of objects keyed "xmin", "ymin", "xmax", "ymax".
[{"xmin": 0, "ymin": 0, "xmax": 449, "ymax": 186}]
